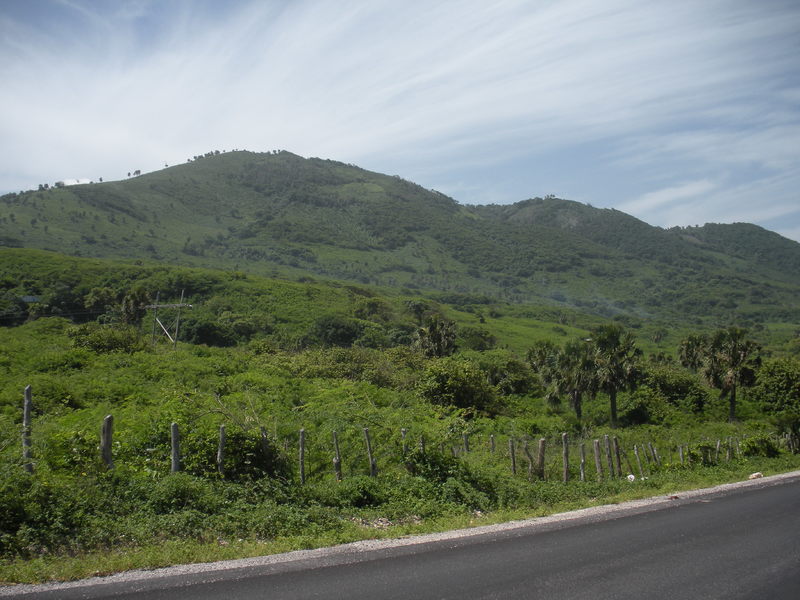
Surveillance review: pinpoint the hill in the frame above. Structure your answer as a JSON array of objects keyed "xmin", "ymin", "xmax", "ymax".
[{"xmin": 1, "ymin": 150, "xmax": 799, "ymax": 326}]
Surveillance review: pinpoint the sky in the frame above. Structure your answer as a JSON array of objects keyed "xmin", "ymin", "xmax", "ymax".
[{"xmin": 1, "ymin": 0, "xmax": 799, "ymax": 241}]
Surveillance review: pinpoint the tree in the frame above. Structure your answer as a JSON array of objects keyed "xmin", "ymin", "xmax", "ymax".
[
  {"xmin": 528, "ymin": 339, "xmax": 596, "ymax": 420},
  {"xmin": 415, "ymin": 315, "xmax": 457, "ymax": 358},
  {"xmin": 591, "ymin": 324, "xmax": 641, "ymax": 427},
  {"xmin": 119, "ymin": 287, "xmax": 150, "ymax": 326},
  {"xmin": 679, "ymin": 333, "xmax": 707, "ymax": 372},
  {"xmin": 751, "ymin": 358, "xmax": 800, "ymax": 434},
  {"xmin": 554, "ymin": 340, "xmax": 598, "ymax": 421},
  {"xmin": 703, "ymin": 327, "xmax": 760, "ymax": 422}
]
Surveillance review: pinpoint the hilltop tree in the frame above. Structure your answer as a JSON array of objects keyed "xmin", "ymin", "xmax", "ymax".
[{"xmin": 591, "ymin": 324, "xmax": 641, "ymax": 427}]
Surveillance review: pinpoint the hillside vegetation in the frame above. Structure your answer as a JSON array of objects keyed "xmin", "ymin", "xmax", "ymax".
[
  {"xmin": 1, "ymin": 151, "xmax": 799, "ymax": 583},
  {"xmin": 2, "ymin": 150, "xmax": 799, "ymax": 327}
]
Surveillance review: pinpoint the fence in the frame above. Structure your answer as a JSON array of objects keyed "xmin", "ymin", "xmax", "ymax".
[{"xmin": 15, "ymin": 386, "xmax": 799, "ymax": 483}]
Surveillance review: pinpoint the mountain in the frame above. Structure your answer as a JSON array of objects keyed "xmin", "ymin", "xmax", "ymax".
[{"xmin": 1, "ymin": 150, "xmax": 799, "ymax": 326}]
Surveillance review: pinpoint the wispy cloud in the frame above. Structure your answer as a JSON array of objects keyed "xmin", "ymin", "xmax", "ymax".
[{"xmin": 1, "ymin": 0, "xmax": 798, "ymax": 240}]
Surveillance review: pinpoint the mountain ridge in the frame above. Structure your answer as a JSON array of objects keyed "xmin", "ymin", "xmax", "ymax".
[{"xmin": 1, "ymin": 150, "xmax": 798, "ymax": 325}]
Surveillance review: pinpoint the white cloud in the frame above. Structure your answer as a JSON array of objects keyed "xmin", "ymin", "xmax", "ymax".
[
  {"xmin": 0, "ymin": 0, "xmax": 798, "ymax": 240},
  {"xmin": 620, "ymin": 181, "xmax": 718, "ymax": 215}
]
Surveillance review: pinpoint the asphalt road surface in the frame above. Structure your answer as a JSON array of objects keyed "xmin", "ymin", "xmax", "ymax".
[{"xmin": 5, "ymin": 473, "xmax": 800, "ymax": 599}]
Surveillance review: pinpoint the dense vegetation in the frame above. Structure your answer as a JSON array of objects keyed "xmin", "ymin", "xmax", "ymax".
[
  {"xmin": 1, "ymin": 152, "xmax": 799, "ymax": 582},
  {"xmin": 2, "ymin": 151, "xmax": 799, "ymax": 327},
  {"xmin": 0, "ymin": 249, "xmax": 798, "ymax": 583}
]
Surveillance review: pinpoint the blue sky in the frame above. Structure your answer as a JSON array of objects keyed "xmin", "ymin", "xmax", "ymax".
[{"xmin": 2, "ymin": 0, "xmax": 799, "ymax": 241}]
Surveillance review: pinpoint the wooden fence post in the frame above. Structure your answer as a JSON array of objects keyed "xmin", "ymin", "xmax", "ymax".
[
  {"xmin": 678, "ymin": 444, "xmax": 684, "ymax": 465},
  {"xmin": 22, "ymin": 385, "xmax": 33, "ymax": 474},
  {"xmin": 612, "ymin": 437, "xmax": 622, "ymax": 476},
  {"xmin": 536, "ymin": 438, "xmax": 546, "ymax": 480},
  {"xmin": 604, "ymin": 435, "xmax": 615, "ymax": 478},
  {"xmin": 634, "ymin": 445, "xmax": 644, "ymax": 479},
  {"xmin": 715, "ymin": 439, "xmax": 721, "ymax": 463},
  {"xmin": 593, "ymin": 439, "xmax": 603, "ymax": 480},
  {"xmin": 364, "ymin": 428, "xmax": 377, "ymax": 477},
  {"xmin": 648, "ymin": 442, "xmax": 660, "ymax": 466},
  {"xmin": 299, "ymin": 428, "xmax": 306, "ymax": 484},
  {"xmin": 170, "ymin": 422, "xmax": 181, "ymax": 472},
  {"xmin": 333, "ymin": 430, "xmax": 342, "ymax": 481},
  {"xmin": 419, "ymin": 435, "xmax": 426, "ymax": 456},
  {"xmin": 509, "ymin": 438, "xmax": 517, "ymax": 475},
  {"xmin": 619, "ymin": 444, "xmax": 635, "ymax": 476},
  {"xmin": 490, "ymin": 434, "xmax": 496, "ymax": 453},
  {"xmin": 216, "ymin": 425, "xmax": 226, "ymax": 477},
  {"xmin": 100, "ymin": 414, "xmax": 114, "ymax": 470},
  {"xmin": 523, "ymin": 441, "xmax": 534, "ymax": 480},
  {"xmin": 462, "ymin": 433, "xmax": 470, "ymax": 454},
  {"xmin": 562, "ymin": 433, "xmax": 569, "ymax": 483},
  {"xmin": 579, "ymin": 442, "xmax": 586, "ymax": 482}
]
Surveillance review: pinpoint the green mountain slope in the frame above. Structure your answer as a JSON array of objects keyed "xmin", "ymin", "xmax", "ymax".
[{"xmin": 1, "ymin": 150, "xmax": 798, "ymax": 325}]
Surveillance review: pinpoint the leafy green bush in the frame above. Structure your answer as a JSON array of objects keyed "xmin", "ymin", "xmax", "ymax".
[
  {"xmin": 68, "ymin": 323, "xmax": 147, "ymax": 353},
  {"xmin": 416, "ymin": 357, "xmax": 497, "ymax": 412},
  {"xmin": 740, "ymin": 435, "xmax": 780, "ymax": 458}
]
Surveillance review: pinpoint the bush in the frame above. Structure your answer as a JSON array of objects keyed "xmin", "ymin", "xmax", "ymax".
[
  {"xmin": 740, "ymin": 435, "xmax": 780, "ymax": 458},
  {"xmin": 416, "ymin": 357, "xmax": 497, "ymax": 412},
  {"xmin": 308, "ymin": 314, "xmax": 363, "ymax": 347},
  {"xmin": 68, "ymin": 323, "xmax": 147, "ymax": 353}
]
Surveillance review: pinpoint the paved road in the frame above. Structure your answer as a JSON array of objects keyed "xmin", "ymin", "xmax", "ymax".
[{"xmin": 6, "ymin": 475, "xmax": 800, "ymax": 599}]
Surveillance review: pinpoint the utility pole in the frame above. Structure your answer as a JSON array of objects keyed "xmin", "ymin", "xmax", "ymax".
[{"xmin": 146, "ymin": 290, "xmax": 192, "ymax": 348}]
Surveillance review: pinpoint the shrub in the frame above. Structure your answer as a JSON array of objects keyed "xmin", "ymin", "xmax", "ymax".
[
  {"xmin": 740, "ymin": 434, "xmax": 780, "ymax": 458},
  {"xmin": 416, "ymin": 357, "xmax": 496, "ymax": 412},
  {"xmin": 68, "ymin": 323, "xmax": 147, "ymax": 353}
]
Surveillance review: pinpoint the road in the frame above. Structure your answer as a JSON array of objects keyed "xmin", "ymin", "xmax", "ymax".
[{"xmin": 5, "ymin": 474, "xmax": 800, "ymax": 599}]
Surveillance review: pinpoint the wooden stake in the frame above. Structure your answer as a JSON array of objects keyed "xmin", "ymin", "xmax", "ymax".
[
  {"xmin": 634, "ymin": 445, "xmax": 644, "ymax": 479},
  {"xmin": 100, "ymin": 414, "xmax": 114, "ymax": 470},
  {"xmin": 509, "ymin": 438, "xmax": 517, "ymax": 475},
  {"xmin": 299, "ymin": 428, "xmax": 306, "ymax": 484},
  {"xmin": 462, "ymin": 433, "xmax": 470, "ymax": 454},
  {"xmin": 170, "ymin": 422, "xmax": 181, "ymax": 473},
  {"xmin": 593, "ymin": 439, "xmax": 603, "ymax": 480},
  {"xmin": 217, "ymin": 425, "xmax": 226, "ymax": 477},
  {"xmin": 523, "ymin": 441, "xmax": 534, "ymax": 481},
  {"xmin": 333, "ymin": 430, "xmax": 342, "ymax": 481},
  {"xmin": 364, "ymin": 428, "xmax": 377, "ymax": 477},
  {"xmin": 604, "ymin": 435, "xmax": 615, "ymax": 478},
  {"xmin": 537, "ymin": 438, "xmax": 547, "ymax": 480},
  {"xmin": 579, "ymin": 442, "xmax": 586, "ymax": 482},
  {"xmin": 22, "ymin": 385, "xmax": 33, "ymax": 474},
  {"xmin": 490, "ymin": 434, "xmax": 496, "ymax": 453},
  {"xmin": 612, "ymin": 436, "xmax": 622, "ymax": 476},
  {"xmin": 562, "ymin": 433, "xmax": 569, "ymax": 483}
]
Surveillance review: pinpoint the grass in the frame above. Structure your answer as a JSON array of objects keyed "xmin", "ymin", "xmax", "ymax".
[{"xmin": 2, "ymin": 454, "xmax": 798, "ymax": 585}]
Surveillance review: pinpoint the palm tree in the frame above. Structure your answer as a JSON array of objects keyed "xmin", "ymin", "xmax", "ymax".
[
  {"xmin": 679, "ymin": 333, "xmax": 707, "ymax": 372},
  {"xmin": 553, "ymin": 340, "xmax": 597, "ymax": 421},
  {"xmin": 591, "ymin": 324, "xmax": 641, "ymax": 427},
  {"xmin": 528, "ymin": 339, "xmax": 597, "ymax": 421},
  {"xmin": 415, "ymin": 314, "xmax": 457, "ymax": 358},
  {"xmin": 703, "ymin": 327, "xmax": 760, "ymax": 422}
]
